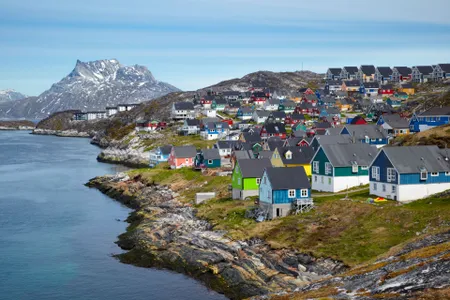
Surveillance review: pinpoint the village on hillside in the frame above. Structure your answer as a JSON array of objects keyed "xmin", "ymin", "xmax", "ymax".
[{"xmin": 74, "ymin": 63, "xmax": 450, "ymax": 221}]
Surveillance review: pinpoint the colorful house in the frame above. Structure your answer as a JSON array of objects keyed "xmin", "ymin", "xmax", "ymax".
[
  {"xmin": 349, "ymin": 115, "xmax": 368, "ymax": 125},
  {"xmin": 212, "ymin": 98, "xmax": 228, "ymax": 111},
  {"xmin": 409, "ymin": 107, "xmax": 450, "ymax": 132},
  {"xmin": 392, "ymin": 66, "xmax": 412, "ymax": 82},
  {"xmin": 341, "ymin": 80, "xmax": 361, "ymax": 93},
  {"xmin": 361, "ymin": 82, "xmax": 380, "ymax": 97},
  {"xmin": 149, "ymin": 145, "xmax": 172, "ymax": 167},
  {"xmin": 340, "ymin": 66, "xmax": 359, "ymax": 80},
  {"xmin": 374, "ymin": 67, "xmax": 393, "ymax": 83},
  {"xmin": 341, "ymin": 124, "xmax": 390, "ymax": 147},
  {"xmin": 377, "ymin": 113, "xmax": 410, "ymax": 136},
  {"xmin": 259, "ymin": 167, "xmax": 312, "ymax": 219},
  {"xmin": 386, "ymin": 98, "xmax": 402, "ymax": 108},
  {"xmin": 432, "ymin": 63, "xmax": 450, "ymax": 81},
  {"xmin": 357, "ymin": 65, "xmax": 376, "ymax": 82},
  {"xmin": 311, "ymin": 143, "xmax": 378, "ymax": 192},
  {"xmin": 278, "ymin": 100, "xmax": 296, "ymax": 113},
  {"xmin": 200, "ymin": 122, "xmax": 230, "ymax": 140},
  {"xmin": 232, "ymin": 158, "xmax": 272, "ymax": 200},
  {"xmin": 378, "ymin": 84, "xmax": 394, "ymax": 97},
  {"xmin": 326, "ymin": 68, "xmax": 342, "ymax": 80},
  {"xmin": 260, "ymin": 122, "xmax": 287, "ymax": 139},
  {"xmin": 399, "ymin": 82, "xmax": 415, "ymax": 95},
  {"xmin": 181, "ymin": 119, "xmax": 201, "ymax": 135},
  {"xmin": 251, "ymin": 92, "xmax": 268, "ymax": 106},
  {"xmin": 236, "ymin": 107, "xmax": 254, "ymax": 120},
  {"xmin": 271, "ymin": 146, "xmax": 315, "ymax": 175},
  {"xmin": 168, "ymin": 145, "xmax": 197, "ymax": 169},
  {"xmin": 411, "ymin": 66, "xmax": 434, "ymax": 83},
  {"xmin": 194, "ymin": 148, "xmax": 221, "ymax": 169},
  {"xmin": 369, "ymin": 146, "xmax": 450, "ymax": 202}
]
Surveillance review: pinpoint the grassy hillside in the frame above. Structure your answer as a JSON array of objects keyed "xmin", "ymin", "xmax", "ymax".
[
  {"xmin": 127, "ymin": 167, "xmax": 450, "ymax": 267},
  {"xmin": 396, "ymin": 124, "xmax": 450, "ymax": 148}
]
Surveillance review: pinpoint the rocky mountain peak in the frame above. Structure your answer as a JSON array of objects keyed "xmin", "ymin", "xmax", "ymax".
[
  {"xmin": 68, "ymin": 59, "xmax": 122, "ymax": 82},
  {"xmin": 0, "ymin": 89, "xmax": 28, "ymax": 103}
]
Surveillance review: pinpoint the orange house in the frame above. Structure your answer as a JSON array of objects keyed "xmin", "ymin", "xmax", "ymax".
[{"xmin": 168, "ymin": 145, "xmax": 197, "ymax": 169}]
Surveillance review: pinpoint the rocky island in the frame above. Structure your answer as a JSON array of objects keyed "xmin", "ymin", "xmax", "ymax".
[{"xmin": 0, "ymin": 120, "xmax": 35, "ymax": 130}]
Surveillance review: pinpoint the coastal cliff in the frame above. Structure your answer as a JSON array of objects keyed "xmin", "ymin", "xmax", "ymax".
[{"xmin": 86, "ymin": 173, "xmax": 345, "ymax": 300}]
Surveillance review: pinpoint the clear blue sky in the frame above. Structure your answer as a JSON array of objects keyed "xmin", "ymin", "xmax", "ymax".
[{"xmin": 1, "ymin": 0, "xmax": 449, "ymax": 95}]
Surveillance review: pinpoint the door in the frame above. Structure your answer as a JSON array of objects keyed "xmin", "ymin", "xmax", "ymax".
[{"xmin": 276, "ymin": 208, "xmax": 282, "ymax": 217}]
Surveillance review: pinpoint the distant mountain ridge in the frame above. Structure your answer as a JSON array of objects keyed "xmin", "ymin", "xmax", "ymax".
[
  {"xmin": 0, "ymin": 59, "xmax": 180, "ymax": 119},
  {"xmin": 0, "ymin": 89, "xmax": 28, "ymax": 103}
]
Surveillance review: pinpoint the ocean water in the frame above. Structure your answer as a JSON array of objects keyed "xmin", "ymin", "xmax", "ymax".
[{"xmin": 0, "ymin": 131, "xmax": 225, "ymax": 300}]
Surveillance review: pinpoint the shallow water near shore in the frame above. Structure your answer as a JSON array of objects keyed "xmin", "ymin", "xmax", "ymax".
[{"xmin": 0, "ymin": 131, "xmax": 225, "ymax": 300}]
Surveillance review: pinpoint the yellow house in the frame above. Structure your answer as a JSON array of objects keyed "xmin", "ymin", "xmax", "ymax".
[
  {"xmin": 336, "ymin": 98, "xmax": 354, "ymax": 112},
  {"xmin": 399, "ymin": 83, "xmax": 415, "ymax": 95},
  {"xmin": 341, "ymin": 80, "xmax": 360, "ymax": 93},
  {"xmin": 270, "ymin": 147, "xmax": 314, "ymax": 176}
]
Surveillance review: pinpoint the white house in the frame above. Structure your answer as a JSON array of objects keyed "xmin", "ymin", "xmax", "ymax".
[
  {"xmin": 264, "ymin": 98, "xmax": 280, "ymax": 111},
  {"xmin": 87, "ymin": 111, "xmax": 107, "ymax": 120},
  {"xmin": 411, "ymin": 66, "xmax": 434, "ymax": 83},
  {"xmin": 171, "ymin": 102, "xmax": 196, "ymax": 120},
  {"xmin": 203, "ymin": 108, "xmax": 217, "ymax": 118},
  {"xmin": 106, "ymin": 107, "xmax": 118, "ymax": 117},
  {"xmin": 252, "ymin": 110, "xmax": 270, "ymax": 124}
]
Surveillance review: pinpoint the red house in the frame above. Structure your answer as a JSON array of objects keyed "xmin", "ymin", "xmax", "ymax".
[
  {"xmin": 349, "ymin": 115, "xmax": 367, "ymax": 125},
  {"xmin": 299, "ymin": 88, "xmax": 314, "ymax": 95},
  {"xmin": 200, "ymin": 95, "xmax": 214, "ymax": 107},
  {"xmin": 285, "ymin": 113, "xmax": 306, "ymax": 125},
  {"xmin": 222, "ymin": 119, "xmax": 233, "ymax": 126},
  {"xmin": 250, "ymin": 91, "xmax": 268, "ymax": 106},
  {"xmin": 378, "ymin": 84, "xmax": 394, "ymax": 97},
  {"xmin": 260, "ymin": 122, "xmax": 287, "ymax": 139}
]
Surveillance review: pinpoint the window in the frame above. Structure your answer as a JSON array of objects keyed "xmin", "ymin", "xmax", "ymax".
[
  {"xmin": 185, "ymin": 158, "xmax": 189, "ymax": 163},
  {"xmin": 321, "ymin": 176, "xmax": 324, "ymax": 184},
  {"xmin": 314, "ymin": 175, "xmax": 317, "ymax": 182},
  {"xmin": 431, "ymin": 172, "xmax": 439, "ymax": 177},
  {"xmin": 208, "ymin": 160, "xmax": 213, "ymax": 164},
  {"xmin": 365, "ymin": 136, "xmax": 370, "ymax": 143},
  {"xmin": 382, "ymin": 184, "xmax": 386, "ymax": 192},
  {"xmin": 238, "ymin": 178, "xmax": 241, "ymax": 185},
  {"xmin": 420, "ymin": 171, "xmax": 428, "ymax": 181},
  {"xmin": 387, "ymin": 168, "xmax": 396, "ymax": 182},
  {"xmin": 313, "ymin": 161, "xmax": 319, "ymax": 173},
  {"xmin": 328, "ymin": 178, "xmax": 332, "ymax": 185},
  {"xmin": 392, "ymin": 185, "xmax": 396, "ymax": 193},
  {"xmin": 373, "ymin": 183, "xmax": 377, "ymax": 191},
  {"xmin": 256, "ymin": 178, "xmax": 261, "ymax": 185},
  {"xmin": 288, "ymin": 189, "xmax": 296, "ymax": 198},
  {"xmin": 325, "ymin": 162, "xmax": 332, "ymax": 175},
  {"xmin": 371, "ymin": 138, "xmax": 376, "ymax": 142},
  {"xmin": 361, "ymin": 166, "xmax": 368, "ymax": 170},
  {"xmin": 352, "ymin": 163, "xmax": 358, "ymax": 173},
  {"xmin": 445, "ymin": 172, "xmax": 450, "ymax": 176},
  {"xmin": 372, "ymin": 166, "xmax": 380, "ymax": 181},
  {"xmin": 301, "ymin": 189, "xmax": 308, "ymax": 197}
]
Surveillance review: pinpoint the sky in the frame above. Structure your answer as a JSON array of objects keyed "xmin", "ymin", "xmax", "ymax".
[{"xmin": 0, "ymin": 0, "xmax": 450, "ymax": 96}]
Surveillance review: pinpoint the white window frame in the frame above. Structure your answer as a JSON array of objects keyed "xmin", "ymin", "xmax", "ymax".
[
  {"xmin": 392, "ymin": 185, "xmax": 396, "ymax": 193},
  {"xmin": 300, "ymin": 189, "xmax": 308, "ymax": 197},
  {"xmin": 372, "ymin": 166, "xmax": 380, "ymax": 181},
  {"xmin": 361, "ymin": 166, "xmax": 368, "ymax": 170},
  {"xmin": 314, "ymin": 175, "xmax": 317, "ymax": 182},
  {"xmin": 445, "ymin": 172, "xmax": 450, "ymax": 176},
  {"xmin": 387, "ymin": 168, "xmax": 396, "ymax": 182},
  {"xmin": 288, "ymin": 189, "xmax": 296, "ymax": 198},
  {"xmin": 420, "ymin": 171, "xmax": 428, "ymax": 181},
  {"xmin": 328, "ymin": 177, "xmax": 332, "ymax": 185},
  {"xmin": 208, "ymin": 159, "xmax": 213, "ymax": 164},
  {"xmin": 237, "ymin": 178, "xmax": 241, "ymax": 185},
  {"xmin": 373, "ymin": 183, "xmax": 377, "ymax": 191},
  {"xmin": 185, "ymin": 158, "xmax": 190, "ymax": 163},
  {"xmin": 382, "ymin": 184, "xmax": 386, "ymax": 192},
  {"xmin": 313, "ymin": 161, "xmax": 319, "ymax": 173},
  {"xmin": 352, "ymin": 164, "xmax": 358, "ymax": 173},
  {"xmin": 325, "ymin": 162, "xmax": 332, "ymax": 175},
  {"xmin": 430, "ymin": 172, "xmax": 439, "ymax": 177},
  {"xmin": 256, "ymin": 178, "xmax": 261, "ymax": 185}
]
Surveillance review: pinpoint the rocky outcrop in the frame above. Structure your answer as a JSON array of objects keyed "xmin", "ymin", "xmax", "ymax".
[
  {"xmin": 265, "ymin": 231, "xmax": 450, "ymax": 300},
  {"xmin": 86, "ymin": 173, "xmax": 346, "ymax": 300},
  {"xmin": 32, "ymin": 128, "xmax": 91, "ymax": 138}
]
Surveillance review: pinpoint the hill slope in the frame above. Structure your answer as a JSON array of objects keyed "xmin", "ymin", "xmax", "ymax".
[
  {"xmin": 0, "ymin": 89, "xmax": 28, "ymax": 103},
  {"xmin": 0, "ymin": 59, "xmax": 180, "ymax": 119}
]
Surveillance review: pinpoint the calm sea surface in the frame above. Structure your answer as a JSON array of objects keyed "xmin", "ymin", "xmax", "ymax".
[{"xmin": 0, "ymin": 131, "xmax": 225, "ymax": 300}]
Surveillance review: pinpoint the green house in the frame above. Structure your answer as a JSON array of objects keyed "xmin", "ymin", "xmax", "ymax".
[
  {"xmin": 232, "ymin": 158, "xmax": 272, "ymax": 200},
  {"xmin": 194, "ymin": 148, "xmax": 221, "ymax": 169},
  {"xmin": 311, "ymin": 143, "xmax": 377, "ymax": 193}
]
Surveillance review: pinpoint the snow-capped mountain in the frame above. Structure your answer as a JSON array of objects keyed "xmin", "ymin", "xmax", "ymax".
[
  {"xmin": 0, "ymin": 89, "xmax": 28, "ymax": 103},
  {"xmin": 0, "ymin": 59, "xmax": 180, "ymax": 119}
]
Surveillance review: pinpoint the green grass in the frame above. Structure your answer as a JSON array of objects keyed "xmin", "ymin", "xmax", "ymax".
[{"xmin": 140, "ymin": 128, "xmax": 216, "ymax": 151}]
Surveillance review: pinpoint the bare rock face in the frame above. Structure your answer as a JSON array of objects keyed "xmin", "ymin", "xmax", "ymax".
[
  {"xmin": 86, "ymin": 175, "xmax": 345, "ymax": 300},
  {"xmin": 0, "ymin": 59, "xmax": 180, "ymax": 119}
]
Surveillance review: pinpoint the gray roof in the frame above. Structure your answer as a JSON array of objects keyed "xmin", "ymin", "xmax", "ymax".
[
  {"xmin": 394, "ymin": 67, "xmax": 412, "ymax": 76},
  {"xmin": 437, "ymin": 63, "xmax": 450, "ymax": 73},
  {"xmin": 320, "ymin": 143, "xmax": 378, "ymax": 167},
  {"xmin": 419, "ymin": 107, "xmax": 450, "ymax": 116},
  {"xmin": 343, "ymin": 124, "xmax": 389, "ymax": 139},
  {"xmin": 270, "ymin": 111, "xmax": 287, "ymax": 119},
  {"xmin": 381, "ymin": 146, "xmax": 450, "ymax": 173},
  {"xmin": 313, "ymin": 135, "xmax": 353, "ymax": 147},
  {"xmin": 360, "ymin": 65, "xmax": 376, "ymax": 75},
  {"xmin": 326, "ymin": 127, "xmax": 343, "ymax": 136},
  {"xmin": 237, "ymin": 158, "xmax": 272, "ymax": 178},
  {"xmin": 201, "ymin": 117, "xmax": 220, "ymax": 124},
  {"xmin": 240, "ymin": 107, "xmax": 254, "ymax": 114},
  {"xmin": 216, "ymin": 140, "xmax": 239, "ymax": 149},
  {"xmin": 242, "ymin": 131, "xmax": 262, "ymax": 143},
  {"xmin": 344, "ymin": 80, "xmax": 361, "ymax": 87},
  {"xmin": 363, "ymin": 82, "xmax": 380, "ymax": 88},
  {"xmin": 380, "ymin": 114, "xmax": 409, "ymax": 129},
  {"xmin": 233, "ymin": 150, "xmax": 251, "ymax": 160},
  {"xmin": 328, "ymin": 68, "xmax": 342, "ymax": 75},
  {"xmin": 186, "ymin": 119, "xmax": 201, "ymax": 126},
  {"xmin": 267, "ymin": 98, "xmax": 281, "ymax": 105},
  {"xmin": 173, "ymin": 145, "xmax": 197, "ymax": 158},
  {"xmin": 254, "ymin": 110, "xmax": 271, "ymax": 117},
  {"xmin": 257, "ymin": 150, "xmax": 274, "ymax": 159},
  {"xmin": 376, "ymin": 67, "xmax": 393, "ymax": 77},
  {"xmin": 174, "ymin": 102, "xmax": 194, "ymax": 110},
  {"xmin": 277, "ymin": 146, "xmax": 315, "ymax": 165},
  {"xmin": 160, "ymin": 145, "xmax": 173, "ymax": 156},
  {"xmin": 265, "ymin": 167, "xmax": 310, "ymax": 190},
  {"xmin": 335, "ymin": 90, "xmax": 348, "ymax": 97},
  {"xmin": 343, "ymin": 66, "xmax": 359, "ymax": 74},
  {"xmin": 414, "ymin": 66, "xmax": 433, "ymax": 75},
  {"xmin": 202, "ymin": 148, "xmax": 221, "ymax": 160},
  {"xmin": 326, "ymin": 80, "xmax": 342, "ymax": 86}
]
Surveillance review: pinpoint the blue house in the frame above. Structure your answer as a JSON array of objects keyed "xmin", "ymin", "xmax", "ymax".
[
  {"xmin": 194, "ymin": 148, "xmax": 221, "ymax": 169},
  {"xmin": 259, "ymin": 167, "xmax": 312, "ymax": 219},
  {"xmin": 200, "ymin": 122, "xmax": 230, "ymax": 140},
  {"xmin": 409, "ymin": 107, "xmax": 450, "ymax": 132},
  {"xmin": 386, "ymin": 98, "xmax": 402, "ymax": 108},
  {"xmin": 369, "ymin": 146, "xmax": 450, "ymax": 202},
  {"xmin": 236, "ymin": 107, "xmax": 254, "ymax": 120},
  {"xmin": 149, "ymin": 145, "xmax": 173, "ymax": 167},
  {"xmin": 341, "ymin": 124, "xmax": 390, "ymax": 148},
  {"xmin": 319, "ymin": 107, "xmax": 340, "ymax": 118}
]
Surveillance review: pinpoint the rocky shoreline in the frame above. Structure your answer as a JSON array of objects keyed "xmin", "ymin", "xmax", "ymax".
[
  {"xmin": 0, "ymin": 126, "xmax": 35, "ymax": 131},
  {"xmin": 32, "ymin": 128, "xmax": 91, "ymax": 138},
  {"xmin": 86, "ymin": 173, "xmax": 346, "ymax": 300}
]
